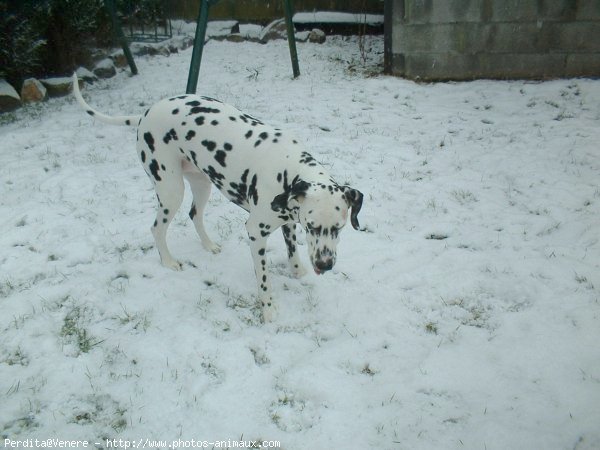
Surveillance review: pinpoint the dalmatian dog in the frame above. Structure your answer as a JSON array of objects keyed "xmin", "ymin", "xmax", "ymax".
[{"xmin": 72, "ymin": 74, "xmax": 363, "ymax": 322}]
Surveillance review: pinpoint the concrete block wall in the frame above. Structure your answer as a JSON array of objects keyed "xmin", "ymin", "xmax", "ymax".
[{"xmin": 385, "ymin": 0, "xmax": 600, "ymax": 80}]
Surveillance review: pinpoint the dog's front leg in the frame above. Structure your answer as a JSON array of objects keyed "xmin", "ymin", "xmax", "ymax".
[{"xmin": 245, "ymin": 218, "xmax": 276, "ymax": 322}]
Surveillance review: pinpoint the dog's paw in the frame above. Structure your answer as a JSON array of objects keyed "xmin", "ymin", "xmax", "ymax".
[
  {"xmin": 162, "ymin": 259, "xmax": 183, "ymax": 271},
  {"xmin": 260, "ymin": 297, "xmax": 278, "ymax": 323},
  {"xmin": 203, "ymin": 241, "xmax": 221, "ymax": 254},
  {"xmin": 291, "ymin": 263, "xmax": 308, "ymax": 278}
]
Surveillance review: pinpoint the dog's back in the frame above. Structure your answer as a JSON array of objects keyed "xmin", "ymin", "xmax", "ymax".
[{"xmin": 137, "ymin": 94, "xmax": 327, "ymax": 211}]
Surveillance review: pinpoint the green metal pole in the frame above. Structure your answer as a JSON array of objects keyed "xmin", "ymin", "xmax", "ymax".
[
  {"xmin": 283, "ymin": 0, "xmax": 300, "ymax": 78},
  {"xmin": 105, "ymin": 0, "xmax": 138, "ymax": 75},
  {"xmin": 186, "ymin": 0, "xmax": 217, "ymax": 94}
]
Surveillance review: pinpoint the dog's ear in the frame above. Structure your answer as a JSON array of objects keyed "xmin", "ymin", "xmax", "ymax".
[
  {"xmin": 271, "ymin": 180, "xmax": 311, "ymax": 211},
  {"xmin": 342, "ymin": 186, "xmax": 364, "ymax": 230}
]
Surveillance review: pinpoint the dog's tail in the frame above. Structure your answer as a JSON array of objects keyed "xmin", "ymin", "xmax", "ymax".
[{"xmin": 72, "ymin": 73, "xmax": 140, "ymax": 127}]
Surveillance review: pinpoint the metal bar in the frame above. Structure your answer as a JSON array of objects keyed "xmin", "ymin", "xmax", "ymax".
[
  {"xmin": 105, "ymin": 0, "xmax": 138, "ymax": 75},
  {"xmin": 383, "ymin": 0, "xmax": 394, "ymax": 74},
  {"xmin": 283, "ymin": 0, "xmax": 300, "ymax": 78},
  {"xmin": 186, "ymin": 0, "xmax": 214, "ymax": 94}
]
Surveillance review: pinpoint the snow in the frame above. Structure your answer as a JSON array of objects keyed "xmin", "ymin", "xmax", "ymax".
[
  {"xmin": 1, "ymin": 34, "xmax": 600, "ymax": 450},
  {"xmin": 293, "ymin": 11, "xmax": 384, "ymax": 25}
]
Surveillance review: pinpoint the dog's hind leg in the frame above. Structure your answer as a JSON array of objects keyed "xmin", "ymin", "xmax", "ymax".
[
  {"xmin": 149, "ymin": 169, "xmax": 185, "ymax": 271},
  {"xmin": 184, "ymin": 168, "xmax": 221, "ymax": 254}
]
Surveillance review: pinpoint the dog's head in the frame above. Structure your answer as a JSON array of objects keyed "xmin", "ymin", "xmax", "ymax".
[{"xmin": 271, "ymin": 181, "xmax": 363, "ymax": 274}]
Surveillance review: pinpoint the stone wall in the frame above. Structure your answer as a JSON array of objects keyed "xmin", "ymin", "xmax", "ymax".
[{"xmin": 386, "ymin": 0, "xmax": 600, "ymax": 80}]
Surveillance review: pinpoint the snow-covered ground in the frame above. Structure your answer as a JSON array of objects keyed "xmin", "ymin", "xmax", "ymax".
[{"xmin": 1, "ymin": 34, "xmax": 599, "ymax": 450}]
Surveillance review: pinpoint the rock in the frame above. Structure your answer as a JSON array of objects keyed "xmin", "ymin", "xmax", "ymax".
[
  {"xmin": 172, "ymin": 35, "xmax": 194, "ymax": 51},
  {"xmin": 308, "ymin": 28, "xmax": 326, "ymax": 44},
  {"xmin": 225, "ymin": 34, "xmax": 245, "ymax": 43},
  {"xmin": 0, "ymin": 79, "xmax": 21, "ymax": 112},
  {"xmin": 110, "ymin": 51, "xmax": 129, "ymax": 68},
  {"xmin": 207, "ymin": 20, "xmax": 240, "ymax": 39},
  {"xmin": 93, "ymin": 58, "xmax": 116, "ymax": 79},
  {"xmin": 20, "ymin": 78, "xmax": 47, "ymax": 103},
  {"xmin": 75, "ymin": 67, "xmax": 98, "ymax": 83},
  {"xmin": 40, "ymin": 77, "xmax": 82, "ymax": 97},
  {"xmin": 137, "ymin": 44, "xmax": 171, "ymax": 56},
  {"xmin": 295, "ymin": 31, "xmax": 310, "ymax": 42},
  {"xmin": 259, "ymin": 18, "xmax": 291, "ymax": 43},
  {"xmin": 239, "ymin": 23, "xmax": 263, "ymax": 42}
]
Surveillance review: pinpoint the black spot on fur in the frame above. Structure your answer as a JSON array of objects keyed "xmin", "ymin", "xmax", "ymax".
[
  {"xmin": 125, "ymin": 119, "xmax": 131, "ymax": 125},
  {"xmin": 160, "ymin": 164, "xmax": 166, "ymax": 171},
  {"xmin": 149, "ymin": 159, "xmax": 161, "ymax": 181},
  {"xmin": 86, "ymin": 110, "xmax": 95, "ymax": 116},
  {"xmin": 191, "ymin": 106, "xmax": 220, "ymax": 114},
  {"xmin": 227, "ymin": 169, "xmax": 249, "ymax": 206},
  {"xmin": 211, "ymin": 120, "xmax": 219, "ymax": 126},
  {"xmin": 195, "ymin": 116, "xmax": 205, "ymax": 126},
  {"xmin": 258, "ymin": 248, "xmax": 265, "ymax": 256},
  {"xmin": 201, "ymin": 96, "xmax": 221, "ymax": 103},
  {"xmin": 214, "ymin": 150, "xmax": 227, "ymax": 167},
  {"xmin": 282, "ymin": 224, "xmax": 296, "ymax": 258},
  {"xmin": 143, "ymin": 132, "xmax": 155, "ymax": 152},
  {"xmin": 163, "ymin": 128, "xmax": 178, "ymax": 144},
  {"xmin": 254, "ymin": 139, "xmax": 262, "ymax": 148},
  {"xmin": 201, "ymin": 140, "xmax": 217, "ymax": 151},
  {"xmin": 189, "ymin": 204, "xmax": 197, "ymax": 220},
  {"xmin": 185, "ymin": 130, "xmax": 196, "ymax": 141},
  {"xmin": 140, "ymin": 150, "xmax": 146, "ymax": 163},
  {"xmin": 248, "ymin": 174, "xmax": 259, "ymax": 205},
  {"xmin": 224, "ymin": 143, "xmax": 233, "ymax": 151},
  {"xmin": 259, "ymin": 131, "xmax": 268, "ymax": 140},
  {"xmin": 300, "ymin": 151, "xmax": 318, "ymax": 166},
  {"xmin": 203, "ymin": 165, "xmax": 225, "ymax": 189},
  {"xmin": 271, "ymin": 176, "xmax": 309, "ymax": 212},
  {"xmin": 190, "ymin": 150, "xmax": 199, "ymax": 166},
  {"xmin": 170, "ymin": 95, "xmax": 188, "ymax": 101},
  {"xmin": 186, "ymin": 100, "xmax": 201, "ymax": 106},
  {"xmin": 245, "ymin": 130, "xmax": 253, "ymax": 139},
  {"xmin": 172, "ymin": 108, "xmax": 179, "ymax": 115},
  {"xmin": 229, "ymin": 116, "xmax": 237, "ymax": 121}
]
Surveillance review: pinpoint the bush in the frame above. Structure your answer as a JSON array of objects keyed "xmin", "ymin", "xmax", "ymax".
[
  {"xmin": 0, "ymin": 0, "xmax": 107, "ymax": 87},
  {"xmin": 0, "ymin": 0, "xmax": 169, "ymax": 87},
  {"xmin": 40, "ymin": 0, "xmax": 105, "ymax": 75},
  {"xmin": 0, "ymin": 1, "xmax": 47, "ymax": 87}
]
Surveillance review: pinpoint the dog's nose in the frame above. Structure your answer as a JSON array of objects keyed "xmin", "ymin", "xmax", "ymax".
[{"xmin": 315, "ymin": 258, "xmax": 333, "ymax": 272}]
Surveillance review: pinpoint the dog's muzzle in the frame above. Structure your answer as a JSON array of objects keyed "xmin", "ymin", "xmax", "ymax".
[{"xmin": 313, "ymin": 257, "xmax": 334, "ymax": 275}]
